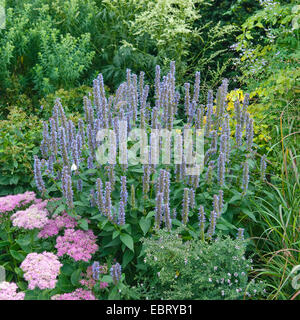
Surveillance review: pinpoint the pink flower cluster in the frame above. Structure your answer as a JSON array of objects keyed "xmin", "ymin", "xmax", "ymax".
[
  {"xmin": 38, "ymin": 212, "xmax": 78, "ymax": 239},
  {"xmin": 20, "ymin": 252, "xmax": 62, "ymax": 290},
  {"xmin": 55, "ymin": 228, "xmax": 98, "ymax": 262},
  {"xmin": 80, "ymin": 266, "xmax": 96, "ymax": 289},
  {"xmin": 11, "ymin": 203, "xmax": 49, "ymax": 230},
  {"xmin": 51, "ymin": 288, "xmax": 96, "ymax": 300},
  {"xmin": 0, "ymin": 282, "xmax": 25, "ymax": 300},
  {"xmin": 0, "ymin": 191, "xmax": 37, "ymax": 214}
]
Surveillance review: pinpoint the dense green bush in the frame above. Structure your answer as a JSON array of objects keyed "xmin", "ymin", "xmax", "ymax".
[
  {"xmin": 233, "ymin": 1, "xmax": 299, "ymax": 117},
  {"xmin": 0, "ymin": 0, "xmax": 95, "ymax": 109},
  {"xmin": 131, "ymin": 229, "xmax": 266, "ymax": 300},
  {"xmin": 0, "ymin": 0, "xmax": 243, "ymax": 113},
  {"xmin": 0, "ymin": 108, "xmax": 42, "ymax": 196}
]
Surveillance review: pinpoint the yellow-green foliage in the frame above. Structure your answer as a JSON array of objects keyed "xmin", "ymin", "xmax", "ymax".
[
  {"xmin": 235, "ymin": 2, "xmax": 299, "ymax": 117},
  {"xmin": 226, "ymin": 89, "xmax": 271, "ymax": 148},
  {"xmin": 130, "ymin": 0, "xmax": 202, "ymax": 59},
  {"xmin": 39, "ymin": 85, "xmax": 93, "ymax": 118}
]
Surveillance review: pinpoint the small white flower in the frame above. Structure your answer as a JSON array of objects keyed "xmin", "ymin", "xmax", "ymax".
[
  {"xmin": 71, "ymin": 163, "xmax": 77, "ymax": 171},
  {"xmin": 208, "ymin": 278, "xmax": 212, "ymax": 282}
]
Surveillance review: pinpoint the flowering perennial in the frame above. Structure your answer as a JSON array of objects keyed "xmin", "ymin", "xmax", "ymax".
[
  {"xmin": 38, "ymin": 212, "xmax": 78, "ymax": 239},
  {"xmin": 20, "ymin": 252, "xmax": 62, "ymax": 290},
  {"xmin": 11, "ymin": 204, "xmax": 49, "ymax": 230},
  {"xmin": 0, "ymin": 282, "xmax": 25, "ymax": 300},
  {"xmin": 55, "ymin": 228, "xmax": 98, "ymax": 262},
  {"xmin": 0, "ymin": 191, "xmax": 37, "ymax": 214},
  {"xmin": 51, "ymin": 288, "xmax": 96, "ymax": 300}
]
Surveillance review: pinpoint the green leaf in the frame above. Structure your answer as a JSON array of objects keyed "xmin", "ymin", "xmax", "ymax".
[
  {"xmin": 139, "ymin": 217, "xmax": 151, "ymax": 235},
  {"xmin": 71, "ymin": 268, "xmax": 82, "ymax": 286},
  {"xmin": 122, "ymin": 249, "xmax": 134, "ymax": 268},
  {"xmin": 53, "ymin": 204, "xmax": 65, "ymax": 215},
  {"xmin": 229, "ymin": 194, "xmax": 242, "ymax": 204},
  {"xmin": 15, "ymin": 238, "xmax": 31, "ymax": 247},
  {"xmin": 120, "ymin": 233, "xmax": 134, "ymax": 252},
  {"xmin": 17, "ymin": 281, "xmax": 27, "ymax": 291},
  {"xmin": 241, "ymin": 208, "xmax": 257, "ymax": 222},
  {"xmin": 10, "ymin": 176, "xmax": 19, "ymax": 185},
  {"xmin": 56, "ymin": 275, "xmax": 73, "ymax": 291},
  {"xmin": 256, "ymin": 22, "xmax": 264, "ymax": 28},
  {"xmin": 216, "ymin": 223, "xmax": 229, "ymax": 231},
  {"xmin": 0, "ymin": 240, "xmax": 10, "ymax": 248},
  {"xmin": 101, "ymin": 275, "xmax": 113, "ymax": 283},
  {"xmin": 79, "ymin": 219, "xmax": 89, "ymax": 230},
  {"xmin": 112, "ymin": 230, "xmax": 120, "ymax": 239},
  {"xmin": 61, "ymin": 263, "xmax": 75, "ymax": 276},
  {"xmin": 14, "ymin": 267, "xmax": 23, "ymax": 277},
  {"xmin": 90, "ymin": 214, "xmax": 103, "ymax": 220},
  {"xmin": 73, "ymin": 201, "xmax": 85, "ymax": 207},
  {"xmin": 104, "ymin": 237, "xmax": 121, "ymax": 248},
  {"xmin": 9, "ymin": 250, "xmax": 25, "ymax": 262},
  {"xmin": 108, "ymin": 286, "xmax": 119, "ymax": 299}
]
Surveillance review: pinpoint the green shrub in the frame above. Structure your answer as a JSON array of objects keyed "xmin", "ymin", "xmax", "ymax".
[
  {"xmin": 39, "ymin": 85, "xmax": 93, "ymax": 118},
  {"xmin": 131, "ymin": 229, "xmax": 266, "ymax": 300},
  {"xmin": 0, "ymin": 0, "xmax": 95, "ymax": 108},
  {"xmin": 0, "ymin": 0, "xmax": 243, "ymax": 111},
  {"xmin": 0, "ymin": 107, "xmax": 42, "ymax": 196},
  {"xmin": 233, "ymin": 1, "xmax": 299, "ymax": 118}
]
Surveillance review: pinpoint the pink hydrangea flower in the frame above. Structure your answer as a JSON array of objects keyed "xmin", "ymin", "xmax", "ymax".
[
  {"xmin": 11, "ymin": 203, "xmax": 49, "ymax": 230},
  {"xmin": 51, "ymin": 288, "xmax": 96, "ymax": 300},
  {"xmin": 20, "ymin": 252, "xmax": 62, "ymax": 290},
  {"xmin": 0, "ymin": 282, "xmax": 25, "ymax": 300},
  {"xmin": 55, "ymin": 229, "xmax": 98, "ymax": 262},
  {"xmin": 0, "ymin": 191, "xmax": 37, "ymax": 214},
  {"xmin": 38, "ymin": 212, "xmax": 78, "ymax": 239}
]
